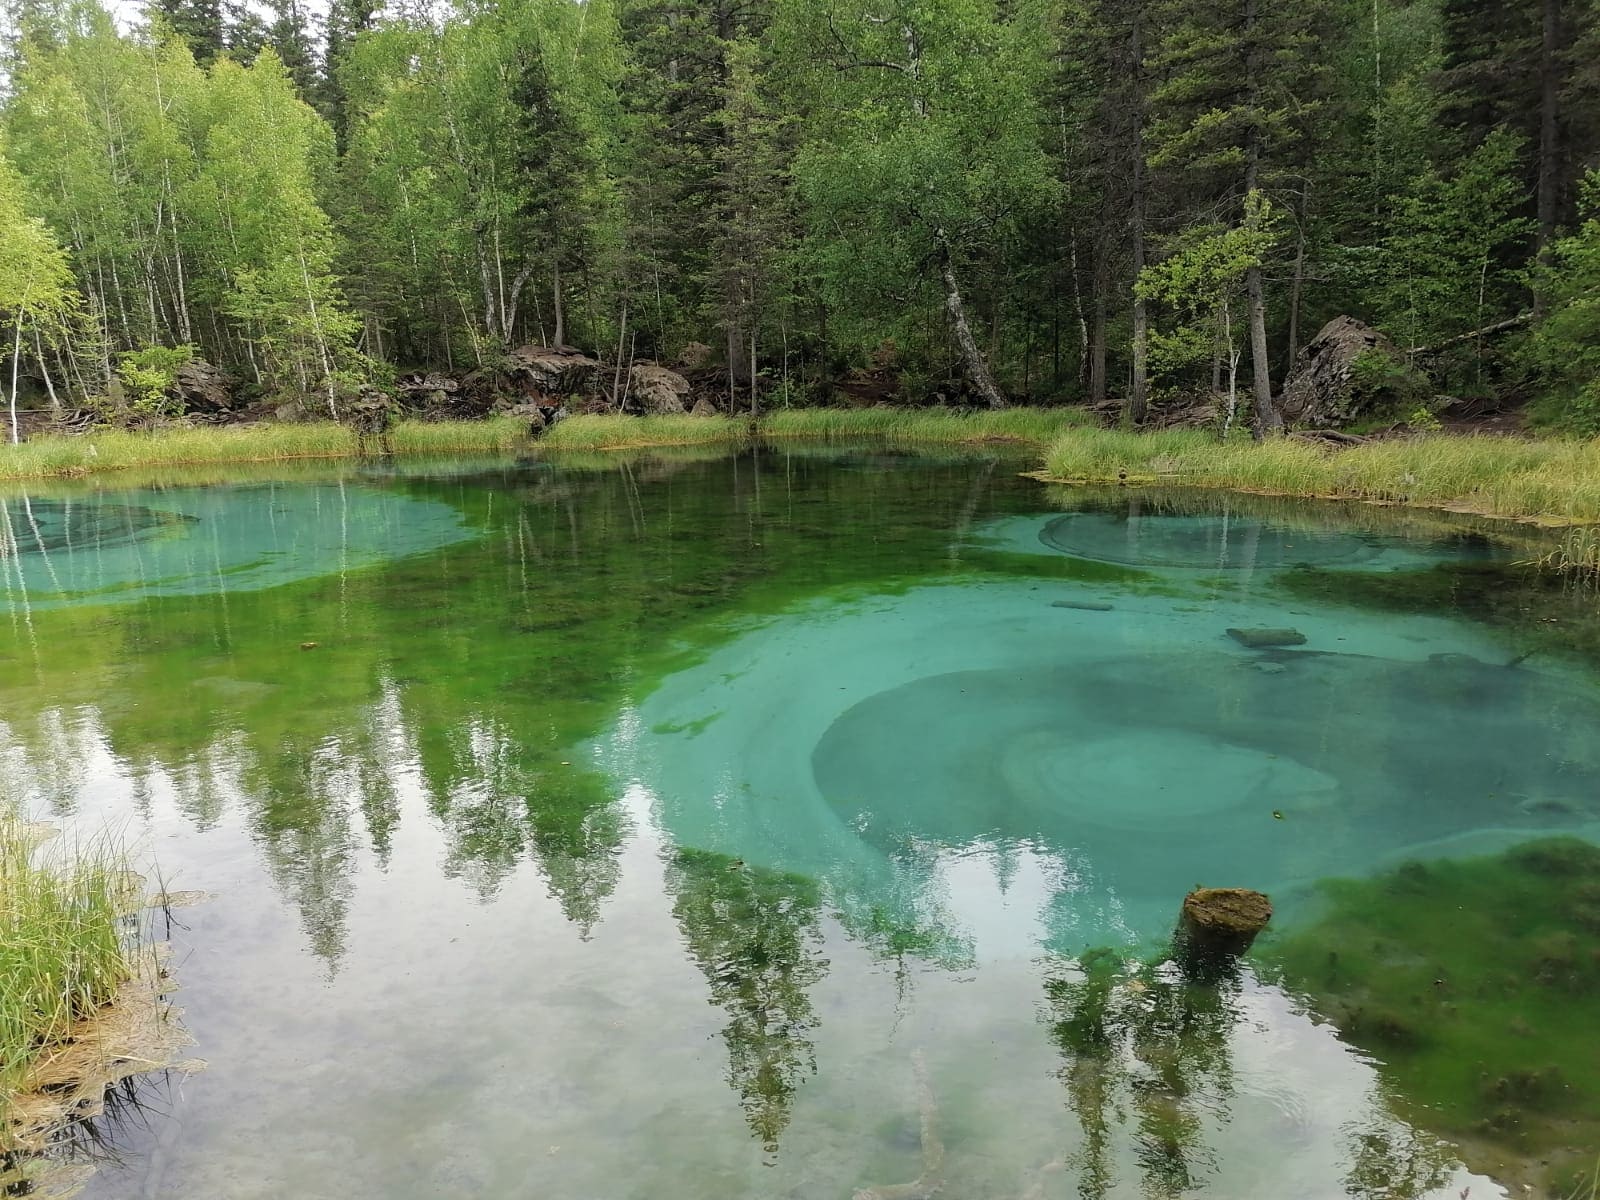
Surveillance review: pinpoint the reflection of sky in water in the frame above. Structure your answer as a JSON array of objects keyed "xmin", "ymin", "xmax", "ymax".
[
  {"xmin": 12, "ymin": 709, "xmax": 1491, "ymax": 1200},
  {"xmin": 0, "ymin": 484, "xmax": 475, "ymax": 609}
]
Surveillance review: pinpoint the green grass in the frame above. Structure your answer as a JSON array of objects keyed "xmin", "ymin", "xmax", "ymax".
[
  {"xmin": 1041, "ymin": 427, "xmax": 1600, "ymax": 524},
  {"xmin": 761, "ymin": 406, "xmax": 1094, "ymax": 445},
  {"xmin": 538, "ymin": 412, "xmax": 748, "ymax": 450},
  {"xmin": 0, "ymin": 814, "xmax": 132, "ymax": 1101},
  {"xmin": 0, "ymin": 417, "xmax": 531, "ymax": 481},
  {"xmin": 539, "ymin": 407, "xmax": 1097, "ymax": 451}
]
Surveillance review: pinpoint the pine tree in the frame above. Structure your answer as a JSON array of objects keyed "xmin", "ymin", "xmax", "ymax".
[{"xmin": 1148, "ymin": 0, "xmax": 1333, "ymax": 431}]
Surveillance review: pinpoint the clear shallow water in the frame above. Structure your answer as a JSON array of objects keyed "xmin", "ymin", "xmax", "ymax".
[{"xmin": 0, "ymin": 449, "xmax": 1594, "ymax": 1199}]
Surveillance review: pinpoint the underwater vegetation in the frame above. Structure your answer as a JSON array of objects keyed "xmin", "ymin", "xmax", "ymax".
[
  {"xmin": 1262, "ymin": 838, "xmax": 1600, "ymax": 1193},
  {"xmin": 1277, "ymin": 558, "xmax": 1600, "ymax": 672}
]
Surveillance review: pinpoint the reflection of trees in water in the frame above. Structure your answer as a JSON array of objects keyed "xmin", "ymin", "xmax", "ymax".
[
  {"xmin": 665, "ymin": 848, "xmax": 828, "ymax": 1152},
  {"xmin": 0, "ymin": 452, "xmax": 1122, "ymax": 967},
  {"xmin": 0, "ymin": 1069, "xmax": 186, "ymax": 1194},
  {"xmin": 1042, "ymin": 951, "xmax": 1235, "ymax": 1199},
  {"xmin": 1343, "ymin": 1120, "xmax": 1452, "ymax": 1200}
]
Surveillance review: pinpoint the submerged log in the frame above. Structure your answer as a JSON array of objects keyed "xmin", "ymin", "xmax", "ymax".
[
  {"xmin": 1226, "ymin": 627, "xmax": 1307, "ymax": 648},
  {"xmin": 1174, "ymin": 887, "xmax": 1272, "ymax": 982},
  {"xmin": 853, "ymin": 1050, "xmax": 944, "ymax": 1200}
]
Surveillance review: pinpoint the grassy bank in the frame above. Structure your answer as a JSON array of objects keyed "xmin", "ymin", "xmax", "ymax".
[
  {"xmin": 0, "ymin": 417, "xmax": 531, "ymax": 481},
  {"xmin": 762, "ymin": 406, "xmax": 1094, "ymax": 444},
  {"xmin": 1042, "ymin": 426, "xmax": 1600, "ymax": 524},
  {"xmin": 0, "ymin": 815, "xmax": 130, "ymax": 1101},
  {"xmin": 538, "ymin": 413, "xmax": 748, "ymax": 450},
  {"xmin": 540, "ymin": 407, "xmax": 1095, "ymax": 452}
]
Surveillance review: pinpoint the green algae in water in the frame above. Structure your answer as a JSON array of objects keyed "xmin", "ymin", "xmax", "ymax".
[
  {"xmin": 1263, "ymin": 838, "xmax": 1600, "ymax": 1188},
  {"xmin": 0, "ymin": 450, "xmax": 1592, "ymax": 1199}
]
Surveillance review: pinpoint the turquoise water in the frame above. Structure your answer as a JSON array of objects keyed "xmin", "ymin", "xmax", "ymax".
[
  {"xmin": 0, "ymin": 449, "xmax": 1592, "ymax": 1198},
  {"xmin": 0, "ymin": 481, "xmax": 472, "ymax": 608}
]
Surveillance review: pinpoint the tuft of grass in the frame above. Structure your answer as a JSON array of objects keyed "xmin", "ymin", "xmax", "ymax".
[
  {"xmin": 0, "ymin": 815, "xmax": 133, "ymax": 1099},
  {"xmin": 388, "ymin": 416, "xmax": 529, "ymax": 455},
  {"xmin": 0, "ymin": 418, "xmax": 531, "ymax": 481},
  {"xmin": 1042, "ymin": 427, "xmax": 1600, "ymax": 524},
  {"xmin": 762, "ymin": 406, "xmax": 1094, "ymax": 445},
  {"xmin": 538, "ymin": 412, "xmax": 748, "ymax": 450}
]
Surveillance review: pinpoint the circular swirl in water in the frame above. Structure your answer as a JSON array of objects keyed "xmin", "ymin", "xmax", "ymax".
[
  {"xmin": 1037, "ymin": 511, "xmax": 1385, "ymax": 569},
  {"xmin": 0, "ymin": 497, "xmax": 193, "ymax": 555}
]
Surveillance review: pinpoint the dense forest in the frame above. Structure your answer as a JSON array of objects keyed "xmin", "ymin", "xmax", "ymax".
[{"xmin": 2, "ymin": 0, "xmax": 1600, "ymax": 434}]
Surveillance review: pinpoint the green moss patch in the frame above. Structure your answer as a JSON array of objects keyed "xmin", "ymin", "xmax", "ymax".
[{"xmin": 1262, "ymin": 838, "xmax": 1600, "ymax": 1188}]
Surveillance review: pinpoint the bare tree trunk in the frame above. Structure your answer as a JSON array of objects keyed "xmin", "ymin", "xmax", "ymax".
[
  {"xmin": 33, "ymin": 331, "xmax": 61, "ymax": 414},
  {"xmin": 1243, "ymin": 0, "xmax": 1281, "ymax": 436},
  {"xmin": 298, "ymin": 244, "xmax": 339, "ymax": 419},
  {"xmin": 1535, "ymin": 0, "xmax": 1563, "ymax": 315},
  {"xmin": 477, "ymin": 237, "xmax": 498, "ymax": 342},
  {"xmin": 1070, "ymin": 228, "xmax": 1089, "ymax": 391},
  {"xmin": 1283, "ymin": 204, "xmax": 1307, "ymax": 391},
  {"xmin": 612, "ymin": 300, "xmax": 628, "ymax": 408},
  {"xmin": 1220, "ymin": 300, "xmax": 1239, "ymax": 442},
  {"xmin": 939, "ymin": 240, "xmax": 1007, "ymax": 409},
  {"xmin": 902, "ymin": 22, "xmax": 1006, "ymax": 409},
  {"xmin": 552, "ymin": 258, "xmax": 565, "ymax": 349},
  {"xmin": 1128, "ymin": 6, "xmax": 1149, "ymax": 425},
  {"xmin": 505, "ymin": 264, "xmax": 534, "ymax": 343},
  {"xmin": 1088, "ymin": 251, "xmax": 1108, "ymax": 406},
  {"xmin": 1245, "ymin": 263, "xmax": 1279, "ymax": 435},
  {"xmin": 9, "ymin": 306, "xmax": 29, "ymax": 445}
]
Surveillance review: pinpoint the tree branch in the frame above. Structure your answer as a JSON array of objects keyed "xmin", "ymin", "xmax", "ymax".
[{"xmin": 1407, "ymin": 311, "xmax": 1532, "ymax": 355}]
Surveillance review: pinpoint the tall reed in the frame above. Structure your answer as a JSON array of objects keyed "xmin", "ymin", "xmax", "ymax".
[
  {"xmin": 0, "ymin": 417, "xmax": 531, "ymax": 481},
  {"xmin": 1042, "ymin": 428, "xmax": 1600, "ymax": 523},
  {"xmin": 0, "ymin": 815, "xmax": 132, "ymax": 1096}
]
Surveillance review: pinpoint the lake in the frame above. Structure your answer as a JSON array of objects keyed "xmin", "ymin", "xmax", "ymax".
[{"xmin": 1, "ymin": 446, "xmax": 1595, "ymax": 1199}]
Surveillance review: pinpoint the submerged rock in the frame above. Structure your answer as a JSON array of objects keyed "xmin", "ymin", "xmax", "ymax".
[
  {"xmin": 1226, "ymin": 627, "xmax": 1308, "ymax": 648},
  {"xmin": 1050, "ymin": 599, "xmax": 1114, "ymax": 612}
]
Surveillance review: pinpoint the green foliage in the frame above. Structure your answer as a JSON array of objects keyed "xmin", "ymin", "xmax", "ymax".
[
  {"xmin": 783, "ymin": 0, "xmax": 1056, "ymax": 375},
  {"xmin": 0, "ymin": 142, "xmax": 82, "ymax": 439},
  {"xmin": 1138, "ymin": 192, "xmax": 1280, "ymax": 380},
  {"xmin": 1348, "ymin": 346, "xmax": 1434, "ymax": 418},
  {"xmin": 1529, "ymin": 171, "xmax": 1600, "ymax": 434},
  {"xmin": 113, "ymin": 344, "xmax": 195, "ymax": 420},
  {"xmin": 1, "ymin": 0, "xmax": 1595, "ymax": 419},
  {"xmin": 1379, "ymin": 129, "xmax": 1534, "ymax": 360}
]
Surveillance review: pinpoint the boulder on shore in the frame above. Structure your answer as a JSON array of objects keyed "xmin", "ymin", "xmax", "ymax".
[
  {"xmin": 628, "ymin": 363, "xmax": 692, "ymax": 414},
  {"xmin": 171, "ymin": 359, "xmax": 231, "ymax": 412},
  {"xmin": 1278, "ymin": 316, "xmax": 1405, "ymax": 427},
  {"xmin": 506, "ymin": 347, "xmax": 602, "ymax": 397}
]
